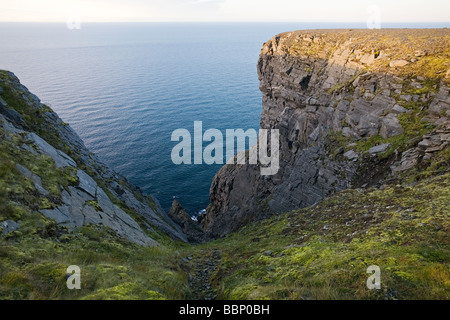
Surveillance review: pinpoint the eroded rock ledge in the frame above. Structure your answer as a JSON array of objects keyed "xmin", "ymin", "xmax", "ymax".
[{"xmin": 202, "ymin": 29, "xmax": 450, "ymax": 238}]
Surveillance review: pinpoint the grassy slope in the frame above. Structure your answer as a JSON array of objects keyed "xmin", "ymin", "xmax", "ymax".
[
  {"xmin": 0, "ymin": 226, "xmax": 191, "ymax": 300},
  {"xmin": 1, "ymin": 152, "xmax": 448, "ymax": 300},
  {"xmin": 206, "ymin": 168, "xmax": 449, "ymax": 300},
  {"xmin": 0, "ymin": 122, "xmax": 192, "ymax": 300}
]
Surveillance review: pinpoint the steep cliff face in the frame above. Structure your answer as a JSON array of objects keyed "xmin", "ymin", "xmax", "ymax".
[
  {"xmin": 0, "ymin": 71, "xmax": 187, "ymax": 245},
  {"xmin": 203, "ymin": 29, "xmax": 450, "ymax": 238}
]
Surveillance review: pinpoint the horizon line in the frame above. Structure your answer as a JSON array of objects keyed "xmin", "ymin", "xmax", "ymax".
[{"xmin": 0, "ymin": 20, "xmax": 449, "ymax": 24}]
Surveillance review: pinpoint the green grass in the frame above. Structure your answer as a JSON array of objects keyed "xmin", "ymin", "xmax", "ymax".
[
  {"xmin": 280, "ymin": 29, "xmax": 450, "ymax": 85},
  {"xmin": 4, "ymin": 165, "xmax": 448, "ymax": 300},
  {"xmin": 86, "ymin": 200, "xmax": 102, "ymax": 212},
  {"xmin": 202, "ymin": 172, "xmax": 450, "ymax": 300},
  {"xmin": 0, "ymin": 225, "xmax": 191, "ymax": 300},
  {"xmin": 0, "ymin": 127, "xmax": 79, "ymax": 220}
]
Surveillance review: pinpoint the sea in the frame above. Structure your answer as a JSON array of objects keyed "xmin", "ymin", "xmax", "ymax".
[{"xmin": 0, "ymin": 22, "xmax": 447, "ymax": 214}]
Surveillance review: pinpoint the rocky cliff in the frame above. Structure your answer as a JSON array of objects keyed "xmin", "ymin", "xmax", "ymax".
[
  {"xmin": 0, "ymin": 71, "xmax": 187, "ymax": 245},
  {"xmin": 202, "ymin": 29, "xmax": 450, "ymax": 238},
  {"xmin": 1, "ymin": 31, "xmax": 449, "ymax": 301}
]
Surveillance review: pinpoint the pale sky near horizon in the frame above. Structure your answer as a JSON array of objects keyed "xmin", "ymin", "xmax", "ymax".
[{"xmin": 0, "ymin": 0, "xmax": 449, "ymax": 23}]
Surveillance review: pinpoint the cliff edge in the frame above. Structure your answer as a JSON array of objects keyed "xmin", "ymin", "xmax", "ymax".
[{"xmin": 203, "ymin": 29, "xmax": 450, "ymax": 238}]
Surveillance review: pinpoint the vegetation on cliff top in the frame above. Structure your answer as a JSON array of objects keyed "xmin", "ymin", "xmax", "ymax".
[{"xmin": 282, "ymin": 29, "xmax": 450, "ymax": 83}]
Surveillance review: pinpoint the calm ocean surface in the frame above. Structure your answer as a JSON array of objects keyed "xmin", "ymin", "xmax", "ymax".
[{"xmin": 0, "ymin": 22, "xmax": 447, "ymax": 214}]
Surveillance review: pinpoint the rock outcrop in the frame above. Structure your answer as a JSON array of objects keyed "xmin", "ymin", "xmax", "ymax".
[
  {"xmin": 203, "ymin": 29, "xmax": 450, "ymax": 238},
  {"xmin": 168, "ymin": 200, "xmax": 204, "ymax": 242},
  {"xmin": 0, "ymin": 71, "xmax": 187, "ymax": 245}
]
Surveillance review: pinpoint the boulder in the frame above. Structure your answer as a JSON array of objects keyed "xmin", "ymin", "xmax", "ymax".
[
  {"xmin": 380, "ymin": 115, "xmax": 404, "ymax": 139},
  {"xmin": 414, "ymin": 50, "xmax": 426, "ymax": 57},
  {"xmin": 391, "ymin": 105, "xmax": 409, "ymax": 114},
  {"xmin": 0, "ymin": 104, "xmax": 24, "ymax": 125},
  {"xmin": 429, "ymin": 101, "xmax": 449, "ymax": 117},
  {"xmin": 392, "ymin": 148, "xmax": 420, "ymax": 173},
  {"xmin": 77, "ymin": 169, "xmax": 97, "ymax": 198},
  {"xmin": 369, "ymin": 144, "xmax": 391, "ymax": 154},
  {"xmin": 357, "ymin": 114, "xmax": 380, "ymax": 137},
  {"xmin": 0, "ymin": 114, "xmax": 23, "ymax": 135},
  {"xmin": 344, "ymin": 150, "xmax": 358, "ymax": 161},
  {"xmin": 390, "ymin": 60, "xmax": 409, "ymax": 68},
  {"xmin": 360, "ymin": 53, "xmax": 375, "ymax": 65},
  {"xmin": 342, "ymin": 127, "xmax": 359, "ymax": 139},
  {"xmin": 0, "ymin": 220, "xmax": 20, "ymax": 235}
]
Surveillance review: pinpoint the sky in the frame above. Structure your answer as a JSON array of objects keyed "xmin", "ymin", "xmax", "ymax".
[{"xmin": 0, "ymin": 0, "xmax": 449, "ymax": 23}]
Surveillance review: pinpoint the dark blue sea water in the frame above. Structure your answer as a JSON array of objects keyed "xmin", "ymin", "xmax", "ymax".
[{"xmin": 0, "ymin": 22, "xmax": 447, "ymax": 214}]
